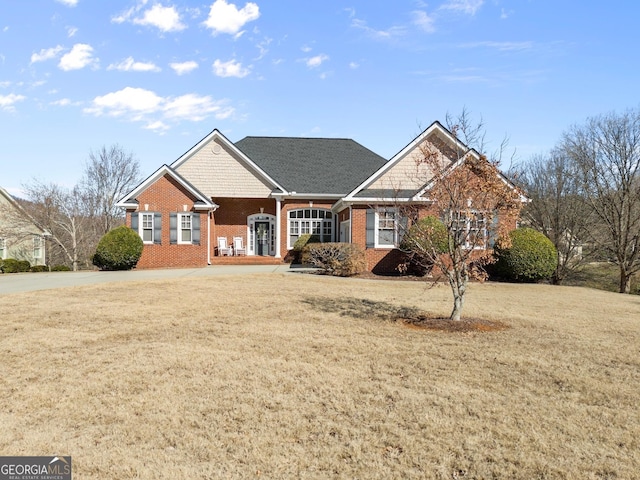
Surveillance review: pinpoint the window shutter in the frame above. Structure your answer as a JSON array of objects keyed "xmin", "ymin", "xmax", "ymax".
[
  {"xmin": 154, "ymin": 213, "xmax": 162, "ymax": 244},
  {"xmin": 366, "ymin": 209, "xmax": 375, "ymax": 248},
  {"xmin": 170, "ymin": 213, "xmax": 177, "ymax": 245},
  {"xmin": 192, "ymin": 214, "xmax": 201, "ymax": 245},
  {"xmin": 488, "ymin": 213, "xmax": 499, "ymax": 247},
  {"xmin": 398, "ymin": 214, "xmax": 409, "ymax": 245},
  {"xmin": 131, "ymin": 213, "xmax": 138, "ymax": 232}
]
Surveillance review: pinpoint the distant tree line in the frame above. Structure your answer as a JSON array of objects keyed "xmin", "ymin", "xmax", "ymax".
[
  {"xmin": 19, "ymin": 145, "xmax": 141, "ymax": 271},
  {"xmin": 518, "ymin": 107, "xmax": 640, "ymax": 293}
]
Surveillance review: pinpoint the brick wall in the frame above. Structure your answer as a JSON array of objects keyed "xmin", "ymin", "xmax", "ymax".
[{"xmin": 126, "ymin": 175, "xmax": 210, "ymax": 269}]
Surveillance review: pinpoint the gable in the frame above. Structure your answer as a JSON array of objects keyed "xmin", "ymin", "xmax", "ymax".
[
  {"xmin": 0, "ymin": 187, "xmax": 46, "ymax": 237},
  {"xmin": 171, "ymin": 130, "xmax": 282, "ymax": 199}
]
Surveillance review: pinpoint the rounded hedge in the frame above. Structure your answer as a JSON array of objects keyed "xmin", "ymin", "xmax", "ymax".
[
  {"xmin": 493, "ymin": 227, "xmax": 557, "ymax": 282},
  {"xmin": 92, "ymin": 226, "xmax": 144, "ymax": 271},
  {"xmin": 0, "ymin": 258, "xmax": 31, "ymax": 273}
]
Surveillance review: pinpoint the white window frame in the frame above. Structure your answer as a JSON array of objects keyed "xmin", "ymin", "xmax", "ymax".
[
  {"xmin": 33, "ymin": 236, "xmax": 43, "ymax": 259},
  {"xmin": 0, "ymin": 238, "xmax": 6, "ymax": 259},
  {"xmin": 178, "ymin": 213, "xmax": 192, "ymax": 244},
  {"xmin": 375, "ymin": 208, "xmax": 400, "ymax": 248},
  {"xmin": 140, "ymin": 213, "xmax": 155, "ymax": 244},
  {"xmin": 451, "ymin": 211, "xmax": 487, "ymax": 250},
  {"xmin": 287, "ymin": 208, "xmax": 334, "ymax": 249}
]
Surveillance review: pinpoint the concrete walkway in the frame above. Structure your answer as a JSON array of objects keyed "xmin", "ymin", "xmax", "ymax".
[{"xmin": 0, "ymin": 264, "xmax": 311, "ymax": 295}]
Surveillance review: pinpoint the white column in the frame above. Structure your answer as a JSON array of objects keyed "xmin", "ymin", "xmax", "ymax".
[{"xmin": 275, "ymin": 197, "xmax": 282, "ymax": 258}]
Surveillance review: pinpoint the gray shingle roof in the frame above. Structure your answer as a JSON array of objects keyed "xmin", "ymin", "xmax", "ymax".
[{"xmin": 234, "ymin": 137, "xmax": 387, "ymax": 195}]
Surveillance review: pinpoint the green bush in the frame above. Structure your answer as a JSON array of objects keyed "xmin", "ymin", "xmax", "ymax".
[
  {"xmin": 399, "ymin": 216, "xmax": 449, "ymax": 276},
  {"xmin": 288, "ymin": 234, "xmax": 321, "ymax": 263},
  {"xmin": 92, "ymin": 226, "xmax": 144, "ymax": 271},
  {"xmin": 493, "ymin": 228, "xmax": 557, "ymax": 282},
  {"xmin": 301, "ymin": 242, "xmax": 366, "ymax": 277},
  {"xmin": 51, "ymin": 265, "xmax": 71, "ymax": 272},
  {"xmin": 30, "ymin": 265, "xmax": 49, "ymax": 273},
  {"xmin": 0, "ymin": 258, "xmax": 31, "ymax": 273}
]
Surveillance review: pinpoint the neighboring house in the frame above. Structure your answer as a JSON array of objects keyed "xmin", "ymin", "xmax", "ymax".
[
  {"xmin": 117, "ymin": 121, "xmax": 524, "ymax": 272},
  {"xmin": 0, "ymin": 186, "xmax": 48, "ymax": 266}
]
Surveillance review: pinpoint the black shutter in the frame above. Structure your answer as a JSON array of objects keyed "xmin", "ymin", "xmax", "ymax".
[
  {"xmin": 366, "ymin": 209, "xmax": 375, "ymax": 248},
  {"xmin": 154, "ymin": 213, "xmax": 162, "ymax": 244},
  {"xmin": 192, "ymin": 214, "xmax": 201, "ymax": 245},
  {"xmin": 170, "ymin": 213, "xmax": 177, "ymax": 245}
]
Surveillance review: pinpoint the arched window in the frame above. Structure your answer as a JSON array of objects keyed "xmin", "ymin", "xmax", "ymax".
[{"xmin": 287, "ymin": 208, "xmax": 334, "ymax": 249}]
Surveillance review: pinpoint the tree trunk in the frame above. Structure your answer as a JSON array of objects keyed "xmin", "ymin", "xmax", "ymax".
[
  {"xmin": 448, "ymin": 272, "xmax": 467, "ymax": 321},
  {"xmin": 619, "ymin": 268, "xmax": 631, "ymax": 294}
]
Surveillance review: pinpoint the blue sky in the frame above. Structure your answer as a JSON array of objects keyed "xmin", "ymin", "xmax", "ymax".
[{"xmin": 1, "ymin": 0, "xmax": 639, "ymax": 196}]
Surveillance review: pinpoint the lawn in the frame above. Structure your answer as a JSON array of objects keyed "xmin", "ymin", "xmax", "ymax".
[{"xmin": 0, "ymin": 273, "xmax": 638, "ymax": 479}]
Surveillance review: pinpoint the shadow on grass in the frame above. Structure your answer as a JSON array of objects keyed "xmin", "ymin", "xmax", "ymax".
[{"xmin": 302, "ymin": 296, "xmax": 509, "ymax": 333}]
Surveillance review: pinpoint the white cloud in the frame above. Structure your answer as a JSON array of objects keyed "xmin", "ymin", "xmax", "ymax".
[
  {"xmin": 113, "ymin": 2, "xmax": 186, "ymax": 32},
  {"xmin": 67, "ymin": 26, "xmax": 78, "ymax": 37},
  {"xmin": 301, "ymin": 45, "xmax": 312, "ymax": 53},
  {"xmin": 413, "ymin": 10, "xmax": 436, "ymax": 33},
  {"xmin": 144, "ymin": 120, "xmax": 170, "ymax": 133},
  {"xmin": 108, "ymin": 57, "xmax": 161, "ymax": 72},
  {"xmin": 350, "ymin": 18, "xmax": 406, "ymax": 40},
  {"xmin": 0, "ymin": 93, "xmax": 26, "ymax": 111},
  {"xmin": 84, "ymin": 87, "xmax": 234, "ymax": 129},
  {"xmin": 58, "ymin": 43, "xmax": 98, "ymax": 71},
  {"xmin": 460, "ymin": 41, "xmax": 533, "ymax": 51},
  {"xmin": 212, "ymin": 59, "xmax": 250, "ymax": 78},
  {"xmin": 51, "ymin": 98, "xmax": 71, "ymax": 106},
  {"xmin": 31, "ymin": 45, "xmax": 64, "ymax": 64},
  {"xmin": 164, "ymin": 93, "xmax": 233, "ymax": 121},
  {"xmin": 440, "ymin": 0, "xmax": 484, "ymax": 15},
  {"xmin": 56, "ymin": 0, "xmax": 78, "ymax": 6},
  {"xmin": 133, "ymin": 4, "xmax": 186, "ymax": 32},
  {"xmin": 349, "ymin": 61, "xmax": 359, "ymax": 69},
  {"xmin": 203, "ymin": 0, "xmax": 260, "ymax": 36},
  {"xmin": 170, "ymin": 60, "xmax": 199, "ymax": 75},
  {"xmin": 306, "ymin": 54, "xmax": 329, "ymax": 68}
]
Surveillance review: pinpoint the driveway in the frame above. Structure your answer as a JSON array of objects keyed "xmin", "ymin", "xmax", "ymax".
[{"xmin": 0, "ymin": 264, "xmax": 306, "ymax": 295}]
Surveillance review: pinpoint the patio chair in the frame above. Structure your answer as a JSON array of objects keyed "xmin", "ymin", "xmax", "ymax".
[
  {"xmin": 233, "ymin": 236, "xmax": 246, "ymax": 256},
  {"xmin": 217, "ymin": 237, "xmax": 232, "ymax": 256}
]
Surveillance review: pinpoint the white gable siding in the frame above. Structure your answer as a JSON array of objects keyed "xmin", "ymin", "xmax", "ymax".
[{"xmin": 175, "ymin": 139, "xmax": 274, "ymax": 198}]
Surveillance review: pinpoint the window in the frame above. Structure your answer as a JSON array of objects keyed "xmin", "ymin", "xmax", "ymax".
[
  {"xmin": 287, "ymin": 208, "xmax": 333, "ymax": 248},
  {"xmin": 367, "ymin": 208, "xmax": 404, "ymax": 248},
  {"xmin": 33, "ymin": 236, "xmax": 43, "ymax": 259},
  {"xmin": 0, "ymin": 238, "xmax": 5, "ymax": 259},
  {"xmin": 179, "ymin": 214, "xmax": 192, "ymax": 243},
  {"xmin": 451, "ymin": 211, "xmax": 487, "ymax": 249},
  {"xmin": 141, "ymin": 213, "xmax": 154, "ymax": 243}
]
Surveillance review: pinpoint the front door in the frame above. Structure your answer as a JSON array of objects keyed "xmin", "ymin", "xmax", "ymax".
[{"xmin": 255, "ymin": 221, "xmax": 270, "ymax": 256}]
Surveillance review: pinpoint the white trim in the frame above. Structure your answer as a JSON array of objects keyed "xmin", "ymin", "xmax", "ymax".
[
  {"xmin": 247, "ymin": 213, "xmax": 276, "ymax": 256},
  {"xmin": 374, "ymin": 207, "xmax": 399, "ymax": 249},
  {"xmin": 116, "ymin": 164, "xmax": 218, "ymax": 210},
  {"xmin": 140, "ymin": 212, "xmax": 155, "ymax": 244},
  {"xmin": 177, "ymin": 213, "xmax": 192, "ymax": 244},
  {"xmin": 275, "ymin": 197, "xmax": 282, "ymax": 258},
  {"xmin": 286, "ymin": 207, "xmax": 334, "ymax": 250}
]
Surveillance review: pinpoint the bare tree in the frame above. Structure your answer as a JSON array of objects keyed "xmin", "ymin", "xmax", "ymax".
[
  {"xmin": 402, "ymin": 112, "xmax": 524, "ymax": 321},
  {"xmin": 561, "ymin": 108, "xmax": 640, "ymax": 293},
  {"xmin": 518, "ymin": 150, "xmax": 593, "ymax": 284},
  {"xmin": 82, "ymin": 144, "xmax": 141, "ymax": 235},
  {"xmin": 21, "ymin": 181, "xmax": 93, "ymax": 271}
]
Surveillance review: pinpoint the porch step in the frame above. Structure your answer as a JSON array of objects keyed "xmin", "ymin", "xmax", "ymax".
[{"xmin": 210, "ymin": 256, "xmax": 286, "ymax": 266}]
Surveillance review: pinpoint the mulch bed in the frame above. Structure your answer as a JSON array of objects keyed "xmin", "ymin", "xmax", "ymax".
[{"xmin": 401, "ymin": 314, "xmax": 509, "ymax": 333}]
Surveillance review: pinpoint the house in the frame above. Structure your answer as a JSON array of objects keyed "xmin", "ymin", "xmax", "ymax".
[
  {"xmin": 117, "ymin": 121, "xmax": 524, "ymax": 272},
  {"xmin": 0, "ymin": 186, "xmax": 48, "ymax": 266}
]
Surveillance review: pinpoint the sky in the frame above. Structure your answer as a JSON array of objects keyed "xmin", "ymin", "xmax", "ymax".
[{"xmin": 1, "ymin": 0, "xmax": 639, "ymax": 197}]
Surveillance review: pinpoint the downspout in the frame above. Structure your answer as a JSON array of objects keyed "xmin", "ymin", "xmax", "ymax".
[{"xmin": 207, "ymin": 210, "xmax": 211, "ymax": 265}]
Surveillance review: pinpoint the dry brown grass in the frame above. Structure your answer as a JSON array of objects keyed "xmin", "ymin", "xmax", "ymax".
[{"xmin": 0, "ymin": 274, "xmax": 638, "ymax": 479}]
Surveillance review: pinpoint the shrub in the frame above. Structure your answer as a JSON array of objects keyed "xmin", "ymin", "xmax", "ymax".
[
  {"xmin": 92, "ymin": 226, "xmax": 144, "ymax": 271},
  {"xmin": 493, "ymin": 227, "xmax": 557, "ymax": 282},
  {"xmin": 51, "ymin": 265, "xmax": 71, "ymax": 272},
  {"xmin": 399, "ymin": 216, "xmax": 449, "ymax": 276},
  {"xmin": 288, "ymin": 234, "xmax": 321, "ymax": 263},
  {"xmin": 301, "ymin": 242, "xmax": 366, "ymax": 277},
  {"xmin": 0, "ymin": 258, "xmax": 30, "ymax": 273},
  {"xmin": 30, "ymin": 265, "xmax": 49, "ymax": 273}
]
